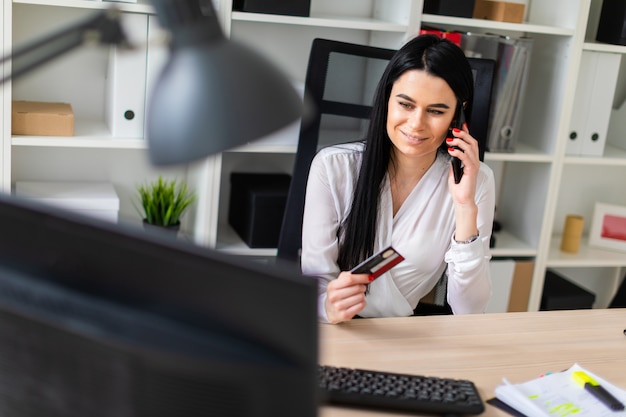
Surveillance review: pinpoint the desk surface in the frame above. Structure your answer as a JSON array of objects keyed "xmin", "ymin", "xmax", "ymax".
[{"xmin": 318, "ymin": 309, "xmax": 626, "ymax": 417}]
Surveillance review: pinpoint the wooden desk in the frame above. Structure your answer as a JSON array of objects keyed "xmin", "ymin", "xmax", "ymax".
[{"xmin": 319, "ymin": 309, "xmax": 626, "ymax": 416}]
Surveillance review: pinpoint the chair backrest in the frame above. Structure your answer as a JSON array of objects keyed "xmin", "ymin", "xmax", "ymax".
[
  {"xmin": 276, "ymin": 38, "xmax": 495, "ymax": 262},
  {"xmin": 276, "ymin": 38, "xmax": 395, "ymax": 261}
]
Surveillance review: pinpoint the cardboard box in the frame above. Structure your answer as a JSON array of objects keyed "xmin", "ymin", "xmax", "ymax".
[
  {"xmin": 12, "ymin": 100, "xmax": 74, "ymax": 136},
  {"xmin": 507, "ymin": 261, "xmax": 534, "ymax": 312},
  {"xmin": 473, "ymin": 0, "xmax": 525, "ymax": 23},
  {"xmin": 15, "ymin": 181, "xmax": 119, "ymax": 223}
]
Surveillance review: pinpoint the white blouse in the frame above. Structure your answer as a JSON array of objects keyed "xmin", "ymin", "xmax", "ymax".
[{"xmin": 301, "ymin": 142, "xmax": 495, "ymax": 322}]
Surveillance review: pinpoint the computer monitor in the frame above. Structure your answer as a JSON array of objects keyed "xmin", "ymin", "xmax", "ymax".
[{"xmin": 0, "ymin": 194, "xmax": 318, "ymax": 417}]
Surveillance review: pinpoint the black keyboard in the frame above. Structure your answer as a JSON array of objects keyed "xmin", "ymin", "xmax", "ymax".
[{"xmin": 318, "ymin": 365, "xmax": 485, "ymax": 415}]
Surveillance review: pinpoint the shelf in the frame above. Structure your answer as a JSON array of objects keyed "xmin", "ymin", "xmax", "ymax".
[
  {"xmin": 231, "ymin": 143, "xmax": 556, "ymax": 162},
  {"xmin": 583, "ymin": 41, "xmax": 626, "ymax": 54},
  {"xmin": 12, "ymin": 120, "xmax": 146, "ymax": 149},
  {"xmin": 216, "ymin": 225, "xmax": 536, "ymax": 259},
  {"xmin": 12, "ymin": 136, "xmax": 146, "ymax": 149},
  {"xmin": 216, "ymin": 223, "xmax": 278, "ymax": 256},
  {"xmin": 421, "ymin": 14, "xmax": 575, "ymax": 37},
  {"xmin": 14, "ymin": 0, "xmax": 154, "ymax": 13},
  {"xmin": 547, "ymin": 236, "xmax": 626, "ymax": 267},
  {"xmin": 229, "ymin": 143, "xmax": 297, "ymax": 154},
  {"xmin": 490, "ymin": 230, "xmax": 536, "ymax": 258},
  {"xmin": 232, "ymin": 11, "xmax": 407, "ymax": 32},
  {"xmin": 563, "ymin": 144, "xmax": 626, "ymax": 166},
  {"xmin": 232, "ymin": 137, "xmax": 556, "ymax": 161},
  {"xmin": 484, "ymin": 142, "xmax": 554, "ymax": 163}
]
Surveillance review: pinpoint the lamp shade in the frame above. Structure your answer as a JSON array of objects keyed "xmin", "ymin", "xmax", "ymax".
[{"xmin": 147, "ymin": 0, "xmax": 302, "ymax": 165}]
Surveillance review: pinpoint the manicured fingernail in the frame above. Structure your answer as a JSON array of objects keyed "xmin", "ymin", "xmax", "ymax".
[
  {"xmin": 448, "ymin": 147, "xmax": 455, "ymax": 152},
  {"xmin": 452, "ymin": 128, "xmax": 461, "ymax": 133},
  {"xmin": 368, "ymin": 274, "xmax": 375, "ymax": 282},
  {"xmin": 446, "ymin": 137, "xmax": 453, "ymax": 143}
]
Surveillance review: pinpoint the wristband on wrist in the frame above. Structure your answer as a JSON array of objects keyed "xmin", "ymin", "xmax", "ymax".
[{"xmin": 454, "ymin": 233, "xmax": 479, "ymax": 244}]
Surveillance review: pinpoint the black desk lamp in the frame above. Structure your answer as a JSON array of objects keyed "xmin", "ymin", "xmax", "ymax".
[{"xmin": 2, "ymin": 0, "xmax": 302, "ymax": 165}]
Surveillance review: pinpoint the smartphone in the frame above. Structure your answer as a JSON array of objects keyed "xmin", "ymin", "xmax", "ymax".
[
  {"xmin": 449, "ymin": 101, "xmax": 466, "ymax": 184},
  {"xmin": 351, "ymin": 246, "xmax": 404, "ymax": 280}
]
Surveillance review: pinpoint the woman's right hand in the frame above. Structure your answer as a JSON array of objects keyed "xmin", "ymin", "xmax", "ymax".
[{"xmin": 325, "ymin": 271, "xmax": 371, "ymax": 324}]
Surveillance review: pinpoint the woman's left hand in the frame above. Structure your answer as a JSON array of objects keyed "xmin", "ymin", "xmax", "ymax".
[
  {"xmin": 446, "ymin": 123, "xmax": 480, "ymax": 241},
  {"xmin": 446, "ymin": 123, "xmax": 479, "ymax": 205}
]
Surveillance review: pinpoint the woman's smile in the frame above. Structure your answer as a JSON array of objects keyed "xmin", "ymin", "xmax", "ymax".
[{"xmin": 401, "ymin": 130, "xmax": 428, "ymax": 142}]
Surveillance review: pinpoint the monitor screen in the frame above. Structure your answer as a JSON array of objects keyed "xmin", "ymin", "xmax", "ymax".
[{"xmin": 0, "ymin": 194, "xmax": 318, "ymax": 417}]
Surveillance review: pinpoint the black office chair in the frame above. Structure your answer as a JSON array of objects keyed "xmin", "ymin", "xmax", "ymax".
[
  {"xmin": 276, "ymin": 38, "xmax": 494, "ymax": 314},
  {"xmin": 277, "ymin": 38, "xmax": 396, "ymax": 261}
]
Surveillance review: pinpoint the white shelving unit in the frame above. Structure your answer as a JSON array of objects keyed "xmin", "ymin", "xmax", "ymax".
[
  {"xmin": 544, "ymin": 0, "xmax": 626, "ymax": 309},
  {"xmin": 2, "ymin": 0, "xmax": 625, "ymax": 311},
  {"xmin": 2, "ymin": 0, "xmax": 193, "ymax": 231}
]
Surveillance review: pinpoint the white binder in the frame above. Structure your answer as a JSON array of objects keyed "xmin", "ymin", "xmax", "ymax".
[
  {"xmin": 144, "ymin": 15, "xmax": 170, "ymax": 137},
  {"xmin": 105, "ymin": 13, "xmax": 148, "ymax": 139},
  {"xmin": 566, "ymin": 54, "xmax": 594, "ymax": 155},
  {"xmin": 566, "ymin": 51, "xmax": 620, "ymax": 156}
]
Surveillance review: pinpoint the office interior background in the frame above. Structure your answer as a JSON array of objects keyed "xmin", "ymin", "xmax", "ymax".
[{"xmin": 1, "ymin": 0, "xmax": 626, "ymax": 313}]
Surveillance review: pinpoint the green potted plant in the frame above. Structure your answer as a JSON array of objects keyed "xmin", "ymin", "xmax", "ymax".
[{"xmin": 135, "ymin": 176, "xmax": 196, "ymax": 234}]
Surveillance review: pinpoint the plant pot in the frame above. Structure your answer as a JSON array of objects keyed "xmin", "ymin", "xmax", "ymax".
[{"xmin": 142, "ymin": 219, "xmax": 180, "ymax": 238}]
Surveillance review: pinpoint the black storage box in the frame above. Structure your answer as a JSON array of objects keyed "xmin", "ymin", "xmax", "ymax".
[
  {"xmin": 540, "ymin": 270, "xmax": 596, "ymax": 311},
  {"xmin": 596, "ymin": 0, "xmax": 626, "ymax": 46},
  {"xmin": 423, "ymin": 0, "xmax": 475, "ymax": 18},
  {"xmin": 229, "ymin": 173, "xmax": 291, "ymax": 248},
  {"xmin": 609, "ymin": 273, "xmax": 626, "ymax": 308},
  {"xmin": 232, "ymin": 0, "xmax": 310, "ymax": 17}
]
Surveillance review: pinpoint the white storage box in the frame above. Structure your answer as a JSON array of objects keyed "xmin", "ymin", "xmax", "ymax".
[{"xmin": 15, "ymin": 182, "xmax": 120, "ymax": 223}]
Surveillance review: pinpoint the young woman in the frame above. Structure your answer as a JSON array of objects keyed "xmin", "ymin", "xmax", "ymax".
[{"xmin": 301, "ymin": 34, "xmax": 496, "ymax": 324}]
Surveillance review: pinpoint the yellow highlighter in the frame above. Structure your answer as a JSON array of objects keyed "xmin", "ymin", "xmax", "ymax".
[{"xmin": 572, "ymin": 371, "xmax": 625, "ymax": 411}]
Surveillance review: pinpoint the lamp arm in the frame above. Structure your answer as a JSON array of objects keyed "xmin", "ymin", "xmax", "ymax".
[{"xmin": 1, "ymin": 8, "xmax": 128, "ymax": 85}]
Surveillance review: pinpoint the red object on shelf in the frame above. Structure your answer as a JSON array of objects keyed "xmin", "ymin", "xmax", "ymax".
[{"xmin": 419, "ymin": 28, "xmax": 462, "ymax": 46}]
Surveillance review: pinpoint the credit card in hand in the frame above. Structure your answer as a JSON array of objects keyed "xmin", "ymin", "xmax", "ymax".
[{"xmin": 350, "ymin": 246, "xmax": 404, "ymax": 280}]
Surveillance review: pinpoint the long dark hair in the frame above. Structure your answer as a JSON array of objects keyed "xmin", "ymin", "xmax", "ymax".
[{"xmin": 337, "ymin": 34, "xmax": 474, "ymax": 271}]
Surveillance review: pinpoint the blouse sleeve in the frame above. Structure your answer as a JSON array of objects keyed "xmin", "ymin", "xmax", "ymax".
[
  {"xmin": 444, "ymin": 163, "xmax": 496, "ymax": 314},
  {"xmin": 300, "ymin": 149, "xmax": 351, "ymax": 322}
]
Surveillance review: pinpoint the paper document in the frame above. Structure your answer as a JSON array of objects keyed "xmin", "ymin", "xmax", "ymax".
[{"xmin": 495, "ymin": 363, "xmax": 626, "ymax": 417}]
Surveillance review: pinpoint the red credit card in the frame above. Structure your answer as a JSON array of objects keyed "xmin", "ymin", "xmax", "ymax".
[{"xmin": 351, "ymin": 246, "xmax": 404, "ymax": 280}]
